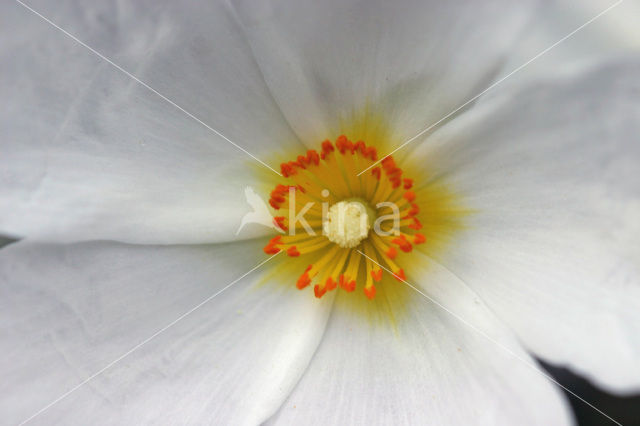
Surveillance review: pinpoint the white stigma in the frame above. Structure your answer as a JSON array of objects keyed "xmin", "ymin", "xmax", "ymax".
[{"xmin": 323, "ymin": 200, "xmax": 371, "ymax": 248}]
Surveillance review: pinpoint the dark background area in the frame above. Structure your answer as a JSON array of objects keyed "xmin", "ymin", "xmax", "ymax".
[
  {"xmin": 539, "ymin": 360, "xmax": 640, "ymax": 425},
  {"xmin": 0, "ymin": 237, "xmax": 637, "ymax": 424}
]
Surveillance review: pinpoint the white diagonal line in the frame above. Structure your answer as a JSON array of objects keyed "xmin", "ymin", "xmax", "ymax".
[
  {"xmin": 18, "ymin": 252, "xmax": 281, "ymax": 426},
  {"xmin": 358, "ymin": 0, "xmax": 624, "ymax": 176},
  {"xmin": 14, "ymin": 0, "xmax": 282, "ymax": 176},
  {"xmin": 357, "ymin": 250, "xmax": 622, "ymax": 426}
]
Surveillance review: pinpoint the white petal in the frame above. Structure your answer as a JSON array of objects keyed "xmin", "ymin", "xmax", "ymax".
[
  {"xmin": 498, "ymin": 0, "xmax": 640, "ymax": 88},
  {"xmin": 413, "ymin": 58, "xmax": 640, "ymax": 392},
  {"xmin": 232, "ymin": 0, "xmax": 538, "ymax": 145},
  {"xmin": 1, "ymin": 0, "xmax": 302, "ymax": 244},
  {"xmin": 0, "ymin": 240, "xmax": 333, "ymax": 425},
  {"xmin": 268, "ymin": 256, "xmax": 572, "ymax": 425}
]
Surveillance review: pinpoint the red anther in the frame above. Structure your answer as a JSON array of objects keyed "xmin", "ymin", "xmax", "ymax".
[
  {"xmin": 389, "ymin": 176, "xmax": 402, "ymax": 188},
  {"xmin": 380, "ymin": 162, "xmax": 396, "ymax": 176},
  {"xmin": 381, "ymin": 156, "xmax": 394, "ymax": 169},
  {"xmin": 359, "ymin": 144, "xmax": 377, "ymax": 161},
  {"xmin": 391, "ymin": 234, "xmax": 408, "ymax": 246},
  {"xmin": 408, "ymin": 203, "xmax": 420, "ymax": 217},
  {"xmin": 296, "ymin": 184, "xmax": 306, "ymax": 193},
  {"xmin": 403, "ymin": 191, "xmax": 416, "ymax": 202},
  {"xmin": 381, "ymin": 156, "xmax": 403, "ymax": 188},
  {"xmin": 298, "ymin": 150, "xmax": 319, "ymax": 168},
  {"xmin": 339, "ymin": 275, "xmax": 356, "ymax": 292},
  {"xmin": 314, "ymin": 284, "xmax": 327, "ymax": 298},
  {"xmin": 280, "ymin": 162, "xmax": 295, "ymax": 177},
  {"xmin": 387, "ymin": 173, "xmax": 402, "ymax": 182},
  {"xmin": 371, "ymin": 167, "xmax": 381, "ymax": 180},
  {"xmin": 272, "ymin": 184, "xmax": 287, "ymax": 195},
  {"xmin": 336, "ymin": 136, "xmax": 355, "ymax": 155},
  {"xmin": 269, "ymin": 199, "xmax": 280, "ymax": 209},
  {"xmin": 386, "ymin": 167, "xmax": 401, "ymax": 176},
  {"xmin": 408, "ymin": 217, "xmax": 422, "ymax": 230},
  {"xmin": 307, "ymin": 149, "xmax": 320, "ymax": 165},
  {"xmin": 286, "ymin": 246, "xmax": 300, "ymax": 257},
  {"xmin": 269, "ymin": 188, "xmax": 286, "ymax": 209},
  {"xmin": 296, "ymin": 274, "xmax": 311, "ymax": 289},
  {"xmin": 369, "ymin": 148, "xmax": 378, "ymax": 161},
  {"xmin": 385, "ymin": 245, "xmax": 398, "ymax": 259},
  {"xmin": 393, "ymin": 269, "xmax": 406, "ymax": 282},
  {"xmin": 413, "ymin": 233, "xmax": 426, "ymax": 244},
  {"xmin": 326, "ymin": 277, "xmax": 337, "ymax": 291},
  {"xmin": 399, "ymin": 242, "xmax": 413, "ymax": 253},
  {"xmin": 321, "ymin": 140, "xmax": 335, "ymax": 156},
  {"xmin": 356, "ymin": 141, "xmax": 376, "ymax": 160},
  {"xmin": 270, "ymin": 195, "xmax": 286, "ymax": 204},
  {"xmin": 364, "ymin": 285, "xmax": 376, "ymax": 300},
  {"xmin": 273, "ymin": 216, "xmax": 288, "ymax": 231},
  {"xmin": 263, "ymin": 245, "xmax": 280, "ymax": 254},
  {"xmin": 336, "ymin": 135, "xmax": 353, "ymax": 154},
  {"xmin": 263, "ymin": 236, "xmax": 282, "ymax": 254},
  {"xmin": 296, "ymin": 265, "xmax": 312, "ymax": 289},
  {"xmin": 285, "ymin": 161, "xmax": 303, "ymax": 175},
  {"xmin": 270, "ymin": 186, "xmax": 281, "ymax": 196},
  {"xmin": 338, "ymin": 274, "xmax": 346, "ymax": 289},
  {"xmin": 296, "ymin": 155, "xmax": 308, "ymax": 169},
  {"xmin": 371, "ymin": 269, "xmax": 383, "ymax": 282},
  {"xmin": 403, "ymin": 178, "xmax": 414, "ymax": 190},
  {"xmin": 388, "ymin": 175, "xmax": 402, "ymax": 184},
  {"xmin": 392, "ymin": 235, "xmax": 413, "ymax": 252},
  {"xmin": 269, "ymin": 184, "xmax": 289, "ymax": 209},
  {"xmin": 381, "ymin": 157, "xmax": 399, "ymax": 173}
]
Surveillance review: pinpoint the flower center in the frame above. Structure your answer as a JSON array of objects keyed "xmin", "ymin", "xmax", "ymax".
[
  {"xmin": 262, "ymin": 136, "xmax": 426, "ymax": 300},
  {"xmin": 323, "ymin": 200, "xmax": 373, "ymax": 248}
]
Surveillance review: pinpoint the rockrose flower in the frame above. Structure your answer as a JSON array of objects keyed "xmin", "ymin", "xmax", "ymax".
[{"xmin": 1, "ymin": 0, "xmax": 638, "ymax": 425}]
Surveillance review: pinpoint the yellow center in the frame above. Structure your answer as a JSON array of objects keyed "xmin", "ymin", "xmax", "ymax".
[{"xmin": 263, "ymin": 136, "xmax": 425, "ymax": 300}]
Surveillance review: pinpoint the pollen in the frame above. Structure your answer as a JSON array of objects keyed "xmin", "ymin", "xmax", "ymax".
[
  {"xmin": 261, "ymin": 135, "xmax": 441, "ymax": 300},
  {"xmin": 323, "ymin": 200, "xmax": 372, "ymax": 248}
]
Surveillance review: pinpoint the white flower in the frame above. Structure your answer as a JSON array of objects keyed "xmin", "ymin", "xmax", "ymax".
[{"xmin": 1, "ymin": 1, "xmax": 639, "ymax": 425}]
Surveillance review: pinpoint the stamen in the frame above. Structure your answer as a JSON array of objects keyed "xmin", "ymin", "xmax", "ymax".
[
  {"xmin": 286, "ymin": 246, "xmax": 300, "ymax": 257},
  {"xmin": 297, "ymin": 265, "xmax": 313, "ymax": 289},
  {"xmin": 262, "ymin": 135, "xmax": 432, "ymax": 300}
]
